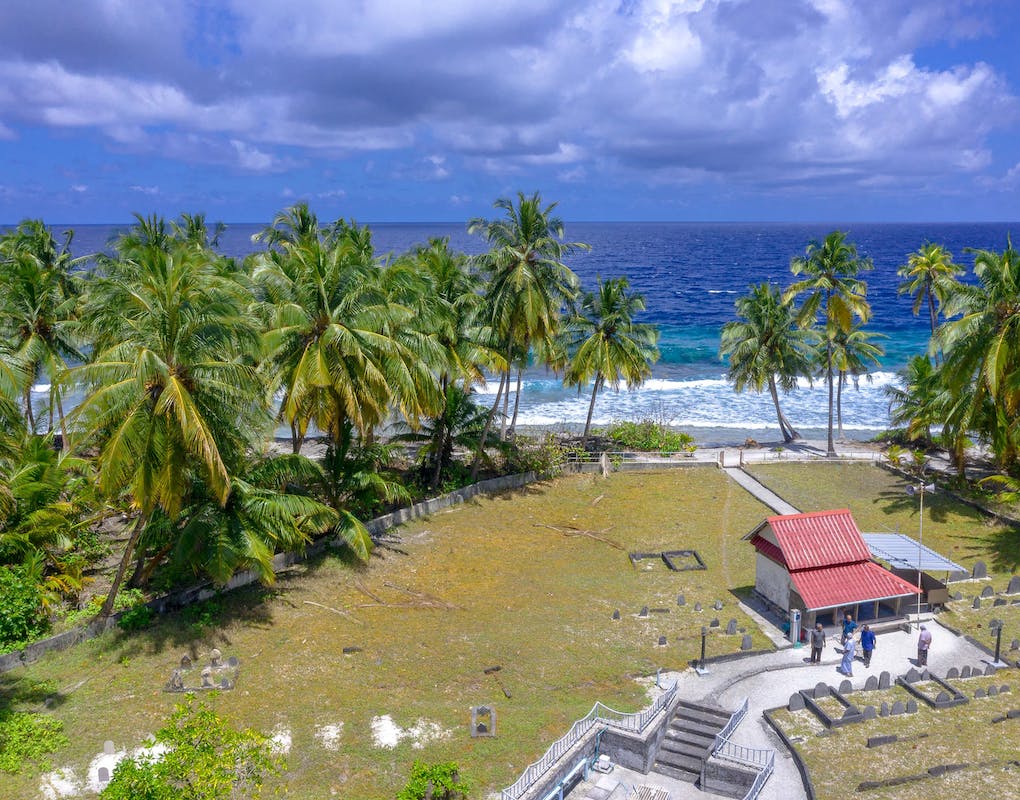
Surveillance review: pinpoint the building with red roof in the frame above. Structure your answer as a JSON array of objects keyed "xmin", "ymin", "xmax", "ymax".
[{"xmin": 744, "ymin": 509, "xmax": 919, "ymax": 629}]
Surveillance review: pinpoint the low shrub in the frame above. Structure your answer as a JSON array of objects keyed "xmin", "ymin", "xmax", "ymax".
[
  {"xmin": 397, "ymin": 761, "xmax": 468, "ymax": 800},
  {"xmin": 0, "ymin": 566, "xmax": 49, "ymax": 653},
  {"xmin": 604, "ymin": 420, "xmax": 696, "ymax": 453},
  {"xmin": 0, "ymin": 710, "xmax": 69, "ymax": 774}
]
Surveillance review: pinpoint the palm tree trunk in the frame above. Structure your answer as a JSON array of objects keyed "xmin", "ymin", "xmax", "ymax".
[
  {"xmin": 499, "ymin": 368, "xmax": 511, "ymax": 441},
  {"xmin": 56, "ymin": 390, "xmax": 68, "ymax": 452},
  {"xmin": 927, "ymin": 293, "xmax": 940, "ymax": 364},
  {"xmin": 24, "ymin": 384, "xmax": 35, "ymax": 432},
  {"xmin": 836, "ymin": 371, "xmax": 845, "ymax": 441},
  {"xmin": 290, "ymin": 420, "xmax": 304, "ymax": 454},
  {"xmin": 826, "ymin": 341, "xmax": 836, "ymax": 457},
  {"xmin": 99, "ymin": 512, "xmax": 148, "ymax": 618},
  {"xmin": 508, "ymin": 368, "xmax": 523, "ymax": 437},
  {"xmin": 582, "ymin": 375, "xmax": 602, "ymax": 443},
  {"xmin": 767, "ymin": 376, "xmax": 796, "ymax": 442},
  {"xmin": 470, "ymin": 371, "xmax": 507, "ymax": 480}
]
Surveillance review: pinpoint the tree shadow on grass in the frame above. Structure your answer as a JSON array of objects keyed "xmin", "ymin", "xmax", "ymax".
[
  {"xmin": 873, "ymin": 485, "xmax": 973, "ymax": 526},
  {"xmin": 954, "ymin": 527, "xmax": 1020, "ymax": 574},
  {"xmin": 0, "ymin": 673, "xmax": 65, "ymax": 715}
]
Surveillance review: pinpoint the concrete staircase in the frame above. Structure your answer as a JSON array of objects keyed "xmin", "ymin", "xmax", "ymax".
[{"xmin": 651, "ymin": 700, "xmax": 731, "ymax": 783}]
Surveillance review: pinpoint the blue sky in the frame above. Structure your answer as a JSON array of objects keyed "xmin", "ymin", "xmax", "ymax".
[{"xmin": 1, "ymin": 0, "xmax": 1018, "ymax": 224}]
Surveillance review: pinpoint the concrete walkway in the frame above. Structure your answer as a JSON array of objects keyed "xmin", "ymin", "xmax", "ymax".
[
  {"xmin": 720, "ymin": 467, "xmax": 799, "ymax": 515},
  {"xmin": 571, "ymin": 620, "xmax": 994, "ymax": 800}
]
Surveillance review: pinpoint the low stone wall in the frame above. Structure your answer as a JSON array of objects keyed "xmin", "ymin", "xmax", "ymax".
[{"xmin": 1, "ymin": 470, "xmax": 545, "ymax": 674}]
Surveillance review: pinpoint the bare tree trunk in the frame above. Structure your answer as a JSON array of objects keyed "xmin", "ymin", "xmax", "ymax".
[
  {"xmin": 24, "ymin": 383, "xmax": 35, "ymax": 432},
  {"xmin": 470, "ymin": 371, "xmax": 507, "ymax": 480},
  {"xmin": 582, "ymin": 375, "xmax": 601, "ymax": 443},
  {"xmin": 499, "ymin": 368, "xmax": 511, "ymax": 441},
  {"xmin": 836, "ymin": 371, "xmax": 846, "ymax": 441},
  {"xmin": 826, "ymin": 341, "xmax": 836, "ymax": 457},
  {"xmin": 508, "ymin": 368, "xmax": 523, "ymax": 437},
  {"xmin": 767, "ymin": 376, "xmax": 797, "ymax": 442},
  {"xmin": 99, "ymin": 512, "xmax": 147, "ymax": 618}
]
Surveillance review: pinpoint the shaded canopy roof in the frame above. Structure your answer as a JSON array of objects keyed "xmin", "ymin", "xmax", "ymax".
[
  {"xmin": 862, "ymin": 533, "xmax": 966, "ymax": 573},
  {"xmin": 789, "ymin": 561, "xmax": 919, "ymax": 609}
]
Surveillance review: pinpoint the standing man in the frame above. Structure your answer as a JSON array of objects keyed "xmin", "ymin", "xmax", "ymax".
[
  {"xmin": 839, "ymin": 635, "xmax": 856, "ymax": 677},
  {"xmin": 917, "ymin": 624, "xmax": 933, "ymax": 666},
  {"xmin": 859, "ymin": 624, "xmax": 876, "ymax": 668},
  {"xmin": 810, "ymin": 623, "xmax": 826, "ymax": 664},
  {"xmin": 841, "ymin": 613, "xmax": 858, "ymax": 645}
]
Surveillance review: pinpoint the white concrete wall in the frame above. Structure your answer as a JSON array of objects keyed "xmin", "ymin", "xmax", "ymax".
[{"xmin": 754, "ymin": 553, "xmax": 792, "ymax": 612}]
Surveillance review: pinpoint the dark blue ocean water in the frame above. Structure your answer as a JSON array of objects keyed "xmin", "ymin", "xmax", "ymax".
[{"xmin": 41, "ymin": 221, "xmax": 1020, "ymax": 443}]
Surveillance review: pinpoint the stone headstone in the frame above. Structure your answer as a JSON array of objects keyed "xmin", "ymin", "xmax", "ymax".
[
  {"xmin": 741, "ymin": 634, "xmax": 753, "ymax": 651},
  {"xmin": 167, "ymin": 668, "xmax": 184, "ymax": 691},
  {"xmin": 994, "ymin": 598, "xmax": 1007, "ymax": 607},
  {"xmin": 839, "ymin": 679, "xmax": 853, "ymax": 694},
  {"xmin": 975, "ymin": 688, "xmax": 986, "ymax": 699},
  {"xmin": 209, "ymin": 648, "xmax": 222, "ymax": 667},
  {"xmin": 981, "ymin": 585, "xmax": 995, "ymax": 598},
  {"xmin": 694, "ymin": 602, "xmax": 702, "ymax": 612},
  {"xmin": 180, "ymin": 655, "xmax": 192, "ymax": 669},
  {"xmin": 973, "ymin": 560, "xmax": 988, "ymax": 579},
  {"xmin": 936, "ymin": 691, "xmax": 951, "ymax": 703},
  {"xmin": 789, "ymin": 692, "xmax": 805, "ymax": 711},
  {"xmin": 726, "ymin": 619, "xmax": 738, "ymax": 635},
  {"xmin": 658, "ymin": 636, "xmax": 667, "ymax": 646},
  {"xmin": 98, "ymin": 767, "xmax": 110, "ymax": 783},
  {"xmin": 842, "ymin": 706, "xmax": 859, "ymax": 719},
  {"xmin": 973, "ymin": 597, "xmax": 982, "ymax": 610},
  {"xmin": 677, "ymin": 594, "xmax": 686, "ymax": 606},
  {"xmin": 611, "ymin": 609, "xmax": 620, "ymax": 620},
  {"xmin": 947, "ymin": 667, "xmax": 959, "ymax": 679},
  {"xmin": 1007, "ymin": 575, "xmax": 1020, "ymax": 594},
  {"xmin": 985, "ymin": 664, "xmax": 997, "ymax": 676},
  {"xmin": 953, "ymin": 591, "xmax": 963, "ymax": 601},
  {"xmin": 989, "ymin": 686, "xmax": 999, "ymax": 697},
  {"xmin": 865, "ymin": 675, "xmax": 878, "ymax": 691},
  {"xmin": 891, "ymin": 701, "xmax": 905, "ymax": 715},
  {"xmin": 713, "ymin": 599, "xmax": 723, "ymax": 610},
  {"xmin": 814, "ymin": 682, "xmax": 829, "ymax": 699},
  {"xmin": 878, "ymin": 671, "xmax": 891, "ymax": 690},
  {"xmin": 906, "ymin": 699, "xmax": 918, "ymax": 713},
  {"xmin": 227, "ymin": 656, "xmax": 239, "ymax": 668},
  {"xmin": 639, "ymin": 606, "xmax": 649, "ymax": 617},
  {"xmin": 342, "ymin": 646, "xmax": 362, "ymax": 655},
  {"xmin": 880, "ymin": 701, "xmax": 890, "ymax": 717},
  {"xmin": 863, "ymin": 705, "xmax": 877, "ymax": 720},
  {"xmin": 710, "ymin": 618, "xmax": 720, "ymax": 628},
  {"xmin": 103, "ymin": 740, "xmax": 115, "ymax": 755},
  {"xmin": 1011, "ymin": 639, "xmax": 1020, "ymax": 651},
  {"xmin": 201, "ymin": 666, "xmax": 213, "ymax": 687},
  {"xmin": 961, "ymin": 666, "xmax": 972, "ymax": 678},
  {"xmin": 220, "ymin": 677, "xmax": 231, "ymax": 689},
  {"xmin": 1001, "ymin": 685, "xmax": 1010, "ymax": 693},
  {"xmin": 905, "ymin": 668, "xmax": 921, "ymax": 683}
]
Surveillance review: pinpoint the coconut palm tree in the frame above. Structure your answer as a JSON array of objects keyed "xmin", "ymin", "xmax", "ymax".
[
  {"xmin": 254, "ymin": 216, "xmax": 438, "ymax": 455},
  {"xmin": 937, "ymin": 240, "xmax": 1020, "ymax": 468},
  {"xmin": 720, "ymin": 283, "xmax": 813, "ymax": 443},
  {"xmin": 468, "ymin": 192, "xmax": 588, "ymax": 474},
  {"xmin": 831, "ymin": 324, "xmax": 885, "ymax": 441},
  {"xmin": 0, "ymin": 220, "xmax": 87, "ymax": 443},
  {"xmin": 885, "ymin": 355, "xmax": 943, "ymax": 444},
  {"xmin": 785, "ymin": 231, "xmax": 872, "ymax": 457},
  {"xmin": 563, "ymin": 277, "xmax": 659, "ymax": 443},
  {"xmin": 897, "ymin": 243, "xmax": 963, "ymax": 346},
  {"xmin": 71, "ymin": 224, "xmax": 262, "ymax": 616}
]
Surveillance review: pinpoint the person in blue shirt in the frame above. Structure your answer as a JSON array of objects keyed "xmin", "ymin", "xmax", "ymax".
[
  {"xmin": 859, "ymin": 624, "xmax": 876, "ymax": 667},
  {"xmin": 841, "ymin": 613, "xmax": 858, "ymax": 645}
]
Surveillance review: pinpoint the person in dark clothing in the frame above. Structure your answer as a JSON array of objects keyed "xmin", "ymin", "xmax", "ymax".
[
  {"xmin": 859, "ymin": 624, "xmax": 876, "ymax": 667},
  {"xmin": 810, "ymin": 623, "xmax": 826, "ymax": 664},
  {"xmin": 841, "ymin": 613, "xmax": 857, "ymax": 645}
]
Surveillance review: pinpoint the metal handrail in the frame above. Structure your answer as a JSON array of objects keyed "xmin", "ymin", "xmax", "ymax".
[
  {"xmin": 500, "ymin": 680, "xmax": 678, "ymax": 800},
  {"xmin": 711, "ymin": 697, "xmax": 749, "ymax": 753}
]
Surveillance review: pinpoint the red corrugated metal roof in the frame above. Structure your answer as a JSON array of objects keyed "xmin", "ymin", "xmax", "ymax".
[
  {"xmin": 790, "ymin": 561, "xmax": 919, "ymax": 610},
  {"xmin": 767, "ymin": 509, "xmax": 871, "ymax": 570},
  {"xmin": 749, "ymin": 534, "xmax": 787, "ymax": 567}
]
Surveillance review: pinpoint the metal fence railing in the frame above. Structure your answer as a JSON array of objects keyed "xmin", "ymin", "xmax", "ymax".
[
  {"xmin": 500, "ymin": 680, "xmax": 678, "ymax": 800},
  {"xmin": 711, "ymin": 697, "xmax": 749, "ymax": 752}
]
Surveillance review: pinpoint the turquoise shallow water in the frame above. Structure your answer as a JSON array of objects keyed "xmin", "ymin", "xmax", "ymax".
[{"xmin": 33, "ymin": 220, "xmax": 1020, "ymax": 442}]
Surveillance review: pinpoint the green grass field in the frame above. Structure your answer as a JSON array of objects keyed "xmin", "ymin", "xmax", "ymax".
[{"xmin": 2, "ymin": 467, "xmax": 771, "ymax": 799}]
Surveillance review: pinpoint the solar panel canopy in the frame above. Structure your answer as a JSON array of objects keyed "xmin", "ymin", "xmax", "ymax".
[{"xmin": 862, "ymin": 533, "xmax": 965, "ymax": 573}]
